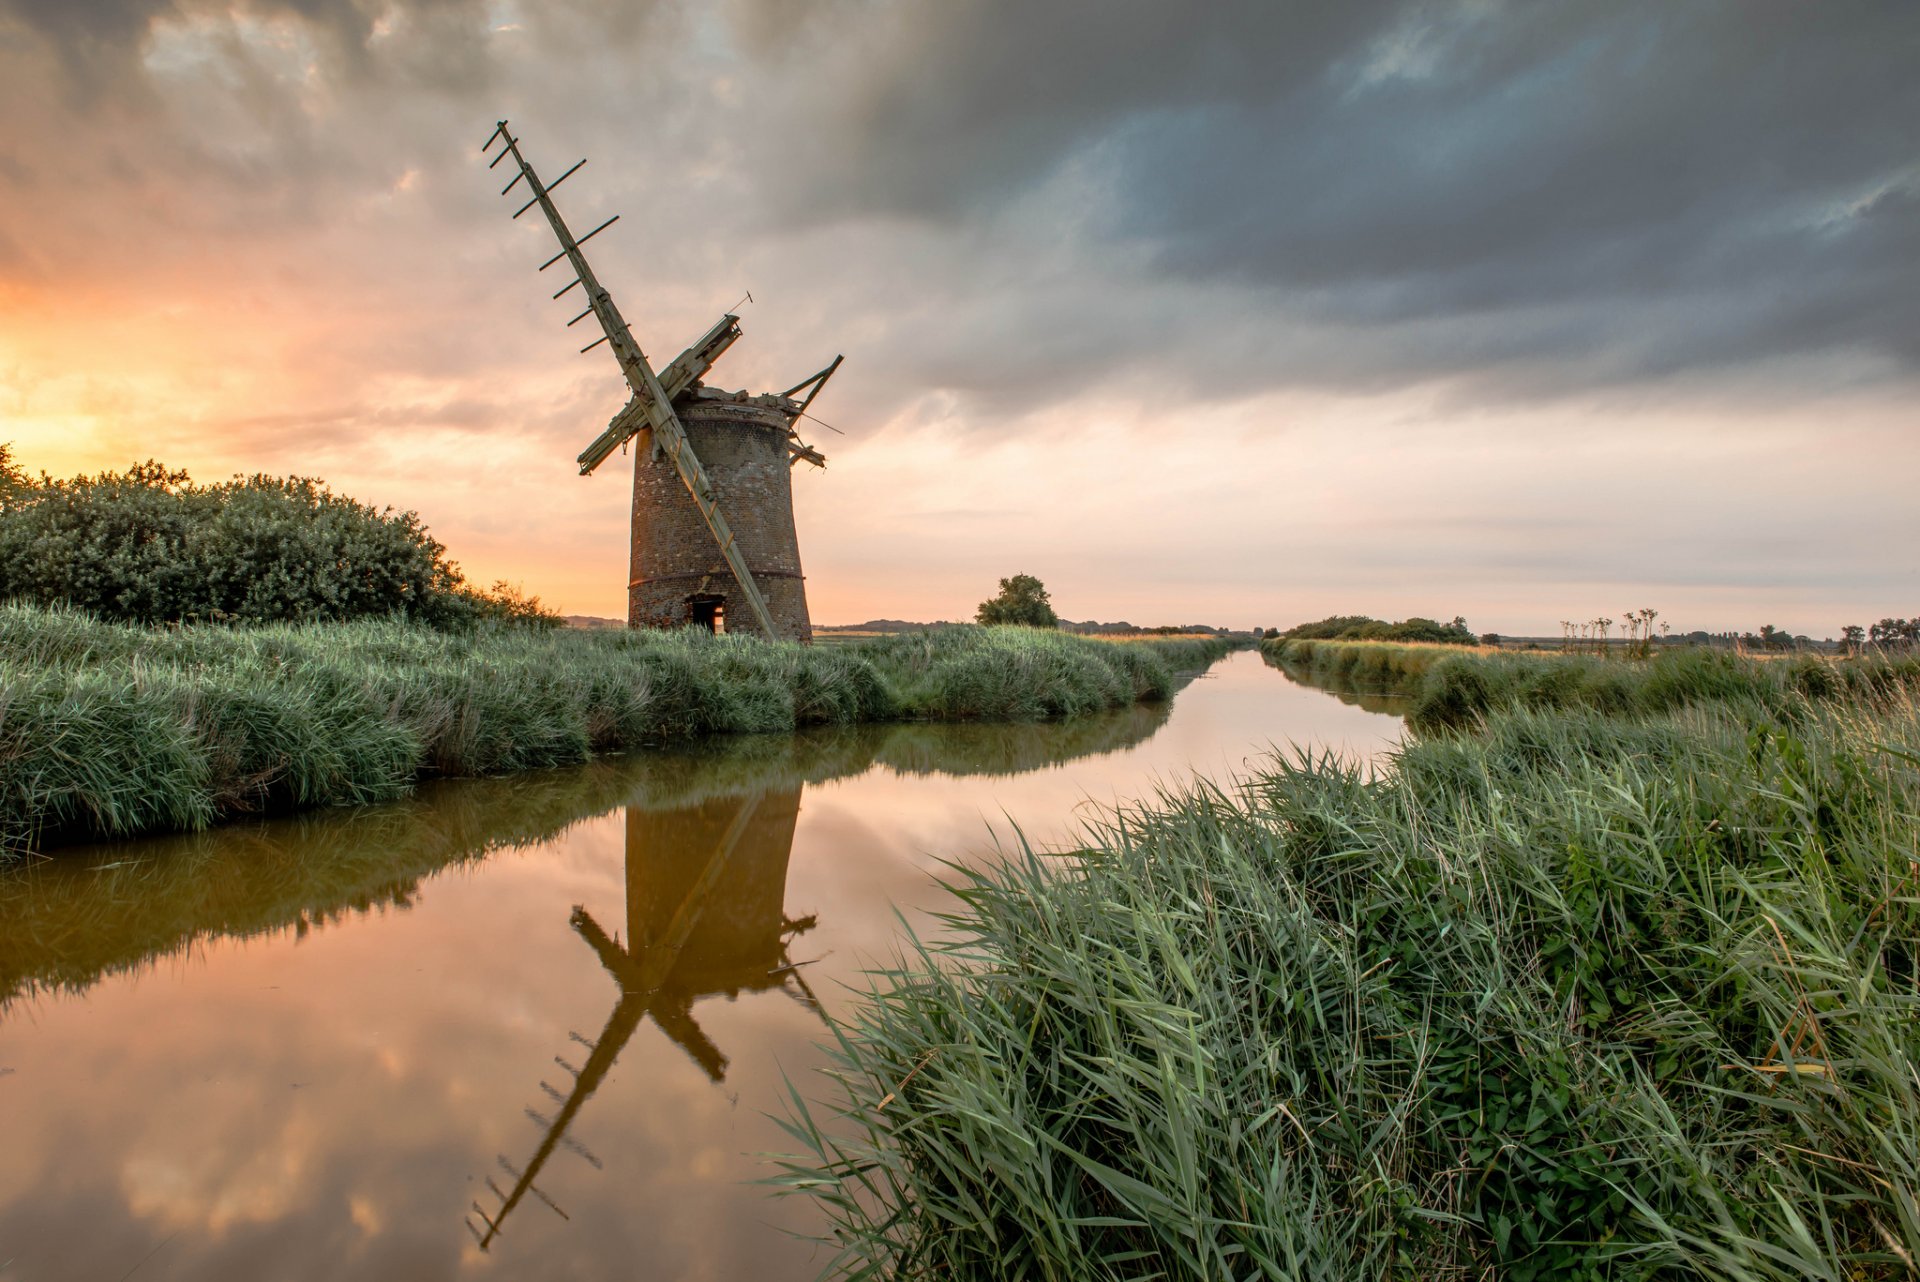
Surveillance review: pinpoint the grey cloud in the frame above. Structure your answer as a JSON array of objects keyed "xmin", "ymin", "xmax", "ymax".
[
  {"xmin": 5, "ymin": 0, "xmax": 1917, "ymax": 426},
  {"xmin": 737, "ymin": 0, "xmax": 1920, "ymax": 397}
]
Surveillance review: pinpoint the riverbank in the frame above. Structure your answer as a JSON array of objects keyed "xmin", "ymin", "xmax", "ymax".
[
  {"xmin": 0, "ymin": 605, "xmax": 1237, "ymax": 855},
  {"xmin": 1263, "ymin": 634, "xmax": 1920, "ymax": 732},
  {"xmin": 779, "ymin": 647, "xmax": 1920, "ymax": 1279}
]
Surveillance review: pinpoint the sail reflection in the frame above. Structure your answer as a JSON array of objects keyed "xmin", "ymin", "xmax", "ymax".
[
  {"xmin": 1, "ymin": 702, "xmax": 1171, "ymax": 1010},
  {"xmin": 464, "ymin": 707, "xmax": 1178, "ymax": 1248},
  {"xmin": 472, "ymin": 783, "xmax": 821, "ymax": 1248}
]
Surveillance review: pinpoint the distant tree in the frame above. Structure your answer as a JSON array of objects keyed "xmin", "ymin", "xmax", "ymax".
[
  {"xmin": 1278, "ymin": 614, "xmax": 1475, "ymax": 645},
  {"xmin": 1479, "ymin": 632, "xmax": 1501, "ymax": 647},
  {"xmin": 976, "ymin": 574, "xmax": 1059, "ymax": 628},
  {"xmin": 1756, "ymin": 624, "xmax": 1786, "ymax": 650},
  {"xmin": 1840, "ymin": 624, "xmax": 1865, "ymax": 654}
]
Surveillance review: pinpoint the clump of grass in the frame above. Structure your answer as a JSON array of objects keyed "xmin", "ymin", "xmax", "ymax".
[
  {"xmin": 0, "ymin": 606, "xmax": 1231, "ymax": 854},
  {"xmin": 856, "ymin": 626, "xmax": 1228, "ymax": 720},
  {"xmin": 776, "ymin": 688, "xmax": 1920, "ymax": 1280}
]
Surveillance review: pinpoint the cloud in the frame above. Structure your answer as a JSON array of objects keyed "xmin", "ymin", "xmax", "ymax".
[
  {"xmin": 6, "ymin": 0, "xmax": 1916, "ymax": 414},
  {"xmin": 1, "ymin": 0, "xmax": 1913, "ymax": 626},
  {"xmin": 730, "ymin": 0, "xmax": 1920, "ymax": 397}
]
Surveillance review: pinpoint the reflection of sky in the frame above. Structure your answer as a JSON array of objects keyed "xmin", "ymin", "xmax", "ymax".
[{"xmin": 0, "ymin": 653, "xmax": 1397, "ymax": 1280}]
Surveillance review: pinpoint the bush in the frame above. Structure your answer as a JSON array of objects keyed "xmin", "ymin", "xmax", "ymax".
[{"xmin": 0, "ymin": 451, "xmax": 556, "ymax": 628}]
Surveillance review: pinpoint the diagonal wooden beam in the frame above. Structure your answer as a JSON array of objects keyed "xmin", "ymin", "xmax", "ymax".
[{"xmin": 488, "ymin": 122, "xmax": 778, "ymax": 637}]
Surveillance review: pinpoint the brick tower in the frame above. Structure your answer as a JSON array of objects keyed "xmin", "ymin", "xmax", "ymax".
[
  {"xmin": 483, "ymin": 122, "xmax": 839, "ymax": 647},
  {"xmin": 627, "ymin": 394, "xmax": 814, "ymax": 641}
]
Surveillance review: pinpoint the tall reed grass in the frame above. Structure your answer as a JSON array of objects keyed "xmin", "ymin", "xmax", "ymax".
[
  {"xmin": 0, "ymin": 606, "xmax": 1234, "ymax": 854},
  {"xmin": 778, "ymin": 677, "xmax": 1920, "ymax": 1279},
  {"xmin": 1265, "ymin": 636, "xmax": 1920, "ymax": 734}
]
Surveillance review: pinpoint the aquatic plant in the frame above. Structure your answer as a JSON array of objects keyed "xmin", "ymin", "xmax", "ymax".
[{"xmin": 776, "ymin": 686, "xmax": 1920, "ymax": 1280}]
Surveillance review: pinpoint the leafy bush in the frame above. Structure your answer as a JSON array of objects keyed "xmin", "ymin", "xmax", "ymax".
[{"xmin": 0, "ymin": 450, "xmax": 556, "ymax": 628}]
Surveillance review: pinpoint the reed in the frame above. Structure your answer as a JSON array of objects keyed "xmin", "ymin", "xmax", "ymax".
[
  {"xmin": 777, "ymin": 674, "xmax": 1920, "ymax": 1279},
  {"xmin": 0, "ymin": 606, "xmax": 1233, "ymax": 854},
  {"xmin": 1264, "ymin": 636, "xmax": 1920, "ymax": 733}
]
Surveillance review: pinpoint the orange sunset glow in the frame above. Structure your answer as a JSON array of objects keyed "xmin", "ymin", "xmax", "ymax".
[{"xmin": 3, "ymin": 2, "xmax": 1914, "ymax": 632}]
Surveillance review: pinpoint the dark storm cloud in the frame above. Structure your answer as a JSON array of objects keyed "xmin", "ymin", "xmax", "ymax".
[
  {"xmin": 751, "ymin": 0, "xmax": 1920, "ymax": 396},
  {"xmin": 5, "ymin": 0, "xmax": 1916, "ymax": 414}
]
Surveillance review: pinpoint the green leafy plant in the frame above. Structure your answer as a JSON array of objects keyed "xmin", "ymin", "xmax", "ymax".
[
  {"xmin": 975, "ymin": 573, "xmax": 1060, "ymax": 628},
  {"xmin": 0, "ymin": 449, "xmax": 550, "ymax": 628}
]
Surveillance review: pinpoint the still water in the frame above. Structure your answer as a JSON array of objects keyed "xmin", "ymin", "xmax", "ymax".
[{"xmin": 0, "ymin": 651, "xmax": 1400, "ymax": 1281}]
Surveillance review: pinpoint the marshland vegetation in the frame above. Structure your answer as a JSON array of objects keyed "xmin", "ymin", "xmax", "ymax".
[
  {"xmin": 779, "ymin": 641, "xmax": 1920, "ymax": 1280},
  {"xmin": 0, "ymin": 450, "xmax": 1238, "ymax": 854},
  {"xmin": 1264, "ymin": 634, "xmax": 1920, "ymax": 733},
  {"xmin": 0, "ymin": 605, "xmax": 1234, "ymax": 855}
]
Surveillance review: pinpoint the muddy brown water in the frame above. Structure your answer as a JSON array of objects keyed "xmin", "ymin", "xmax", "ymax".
[{"xmin": 0, "ymin": 651, "xmax": 1402, "ymax": 1281}]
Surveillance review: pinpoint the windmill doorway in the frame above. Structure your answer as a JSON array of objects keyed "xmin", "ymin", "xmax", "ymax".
[{"xmin": 686, "ymin": 593, "xmax": 727, "ymax": 635}]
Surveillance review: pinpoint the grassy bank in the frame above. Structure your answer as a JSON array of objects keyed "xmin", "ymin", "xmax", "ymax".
[
  {"xmin": 0, "ymin": 605, "xmax": 1235, "ymax": 855},
  {"xmin": 1264, "ymin": 635, "xmax": 1920, "ymax": 733},
  {"xmin": 0, "ymin": 701, "xmax": 1181, "ymax": 1007},
  {"xmin": 779, "ymin": 655, "xmax": 1920, "ymax": 1279}
]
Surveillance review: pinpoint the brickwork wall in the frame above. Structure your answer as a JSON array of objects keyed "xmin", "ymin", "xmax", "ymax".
[{"xmin": 628, "ymin": 401, "xmax": 813, "ymax": 642}]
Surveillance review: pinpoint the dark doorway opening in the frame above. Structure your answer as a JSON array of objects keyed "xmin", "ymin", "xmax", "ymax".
[{"xmin": 686, "ymin": 594, "xmax": 727, "ymax": 634}]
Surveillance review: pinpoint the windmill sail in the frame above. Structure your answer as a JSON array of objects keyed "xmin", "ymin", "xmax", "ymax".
[{"xmin": 483, "ymin": 122, "xmax": 778, "ymax": 638}]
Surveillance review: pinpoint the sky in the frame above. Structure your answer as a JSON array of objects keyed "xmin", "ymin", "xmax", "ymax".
[{"xmin": 0, "ymin": 0, "xmax": 1914, "ymax": 636}]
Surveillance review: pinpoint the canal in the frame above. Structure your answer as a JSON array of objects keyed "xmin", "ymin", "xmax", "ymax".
[{"xmin": 0, "ymin": 650, "xmax": 1401, "ymax": 1281}]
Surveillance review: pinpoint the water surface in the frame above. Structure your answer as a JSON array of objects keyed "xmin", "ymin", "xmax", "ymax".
[{"xmin": 0, "ymin": 651, "xmax": 1399, "ymax": 1281}]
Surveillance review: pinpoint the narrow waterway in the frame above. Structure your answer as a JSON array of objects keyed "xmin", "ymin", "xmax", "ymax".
[{"xmin": 0, "ymin": 651, "xmax": 1402, "ymax": 1282}]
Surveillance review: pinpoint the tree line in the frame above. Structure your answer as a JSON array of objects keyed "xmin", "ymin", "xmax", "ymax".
[{"xmin": 1269, "ymin": 614, "xmax": 1479, "ymax": 645}]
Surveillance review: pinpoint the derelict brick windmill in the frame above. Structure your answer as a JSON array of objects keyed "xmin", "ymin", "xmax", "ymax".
[{"xmin": 482, "ymin": 121, "xmax": 840, "ymax": 642}]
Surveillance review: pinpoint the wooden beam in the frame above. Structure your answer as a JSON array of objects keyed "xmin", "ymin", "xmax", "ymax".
[
  {"xmin": 495, "ymin": 128, "xmax": 777, "ymax": 637},
  {"xmin": 575, "ymin": 314, "xmax": 741, "ymax": 475}
]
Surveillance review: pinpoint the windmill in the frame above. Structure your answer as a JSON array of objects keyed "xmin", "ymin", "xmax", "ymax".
[
  {"xmin": 481, "ymin": 121, "xmax": 840, "ymax": 641},
  {"xmin": 467, "ymin": 785, "xmax": 824, "ymax": 1251}
]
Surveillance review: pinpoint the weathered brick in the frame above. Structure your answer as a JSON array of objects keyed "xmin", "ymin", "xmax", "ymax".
[{"xmin": 628, "ymin": 400, "xmax": 813, "ymax": 642}]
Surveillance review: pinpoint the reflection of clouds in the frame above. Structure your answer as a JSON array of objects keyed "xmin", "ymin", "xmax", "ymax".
[
  {"xmin": 0, "ymin": 655, "xmax": 1399, "ymax": 1280},
  {"xmin": 349, "ymin": 1193, "xmax": 383, "ymax": 1238},
  {"xmin": 122, "ymin": 1115, "xmax": 317, "ymax": 1236}
]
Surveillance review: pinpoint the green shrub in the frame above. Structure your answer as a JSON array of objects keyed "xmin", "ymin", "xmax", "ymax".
[{"xmin": 0, "ymin": 453, "xmax": 558, "ymax": 628}]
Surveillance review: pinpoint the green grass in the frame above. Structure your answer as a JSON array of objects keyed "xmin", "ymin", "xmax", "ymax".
[
  {"xmin": 1264, "ymin": 636, "xmax": 1920, "ymax": 734},
  {"xmin": 776, "ymin": 656, "xmax": 1920, "ymax": 1280},
  {"xmin": 0, "ymin": 698, "xmax": 1181, "ymax": 1008},
  {"xmin": 0, "ymin": 606, "xmax": 1235, "ymax": 854}
]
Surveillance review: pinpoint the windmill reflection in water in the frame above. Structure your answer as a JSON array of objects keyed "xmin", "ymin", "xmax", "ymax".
[{"xmin": 467, "ymin": 785, "xmax": 822, "ymax": 1249}]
